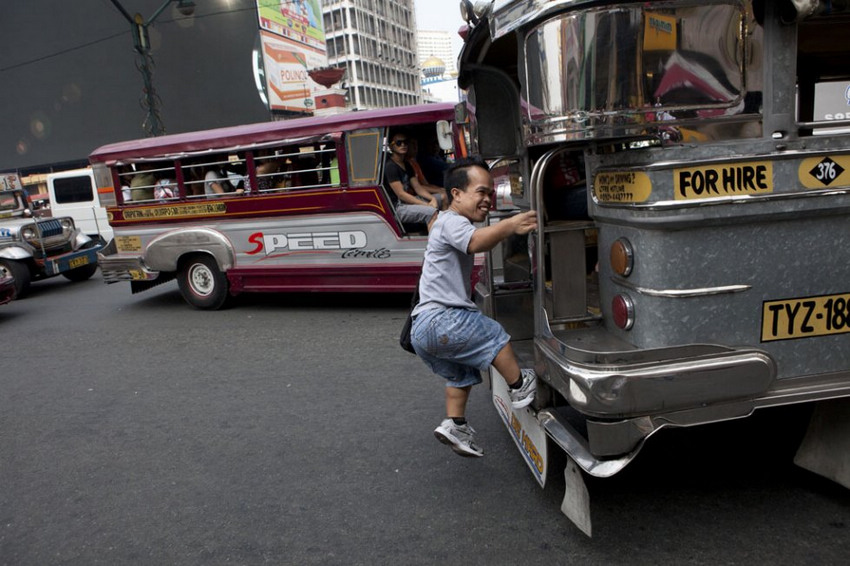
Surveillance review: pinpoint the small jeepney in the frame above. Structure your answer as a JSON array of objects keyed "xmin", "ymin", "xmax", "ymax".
[
  {"xmin": 91, "ymin": 103, "xmax": 462, "ymax": 309},
  {"xmin": 457, "ymin": 0, "xmax": 850, "ymax": 532},
  {"xmin": 1, "ymin": 173, "xmax": 101, "ymax": 297}
]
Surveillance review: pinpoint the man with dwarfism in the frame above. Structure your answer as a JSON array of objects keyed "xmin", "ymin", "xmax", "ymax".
[
  {"xmin": 410, "ymin": 156, "xmax": 538, "ymax": 457},
  {"xmin": 383, "ymin": 131, "xmax": 440, "ymax": 230}
]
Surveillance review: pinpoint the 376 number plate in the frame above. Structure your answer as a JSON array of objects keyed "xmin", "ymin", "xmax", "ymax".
[{"xmin": 762, "ymin": 293, "xmax": 850, "ymax": 342}]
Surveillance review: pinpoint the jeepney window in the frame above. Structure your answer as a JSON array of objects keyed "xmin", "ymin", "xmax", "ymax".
[
  {"xmin": 253, "ymin": 143, "xmax": 338, "ymax": 192},
  {"xmin": 122, "ymin": 162, "xmax": 179, "ymax": 203},
  {"xmin": 797, "ymin": 13, "xmax": 850, "ymax": 135},
  {"xmin": 182, "ymin": 153, "xmax": 249, "ymax": 199},
  {"xmin": 522, "ymin": 2, "xmax": 748, "ymax": 135},
  {"xmin": 346, "ymin": 128, "xmax": 382, "ymax": 186}
]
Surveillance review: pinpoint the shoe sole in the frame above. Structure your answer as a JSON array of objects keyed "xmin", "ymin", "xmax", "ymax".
[
  {"xmin": 510, "ymin": 394, "xmax": 535, "ymax": 410},
  {"xmin": 434, "ymin": 429, "xmax": 483, "ymax": 458}
]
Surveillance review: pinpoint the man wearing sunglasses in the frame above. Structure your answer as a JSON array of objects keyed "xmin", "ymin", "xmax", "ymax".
[{"xmin": 383, "ymin": 131, "xmax": 439, "ymax": 230}]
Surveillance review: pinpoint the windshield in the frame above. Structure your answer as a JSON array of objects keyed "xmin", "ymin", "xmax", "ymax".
[
  {"xmin": 522, "ymin": 2, "xmax": 750, "ymax": 135},
  {"xmin": 0, "ymin": 190, "xmax": 27, "ymax": 215}
]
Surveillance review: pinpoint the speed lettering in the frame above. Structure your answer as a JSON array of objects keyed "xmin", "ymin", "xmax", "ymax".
[
  {"xmin": 247, "ymin": 230, "xmax": 367, "ymax": 255},
  {"xmin": 677, "ymin": 164, "xmax": 770, "ymax": 198}
]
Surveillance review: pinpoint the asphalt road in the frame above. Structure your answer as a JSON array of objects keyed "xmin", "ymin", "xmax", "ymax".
[{"xmin": 2, "ymin": 274, "xmax": 849, "ymax": 565}]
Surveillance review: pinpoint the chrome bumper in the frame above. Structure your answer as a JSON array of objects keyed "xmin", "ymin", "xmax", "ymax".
[
  {"xmin": 97, "ymin": 252, "xmax": 159, "ymax": 283},
  {"xmin": 537, "ymin": 336, "xmax": 776, "ymax": 419}
]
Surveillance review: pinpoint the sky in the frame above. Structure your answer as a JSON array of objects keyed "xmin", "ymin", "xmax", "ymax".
[{"xmin": 414, "ymin": 0, "xmax": 466, "ymax": 59}]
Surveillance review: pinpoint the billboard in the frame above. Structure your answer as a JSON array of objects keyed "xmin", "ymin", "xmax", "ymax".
[
  {"xmin": 256, "ymin": 1, "xmax": 329, "ymax": 115},
  {"xmin": 0, "ymin": 0, "xmax": 271, "ymax": 173}
]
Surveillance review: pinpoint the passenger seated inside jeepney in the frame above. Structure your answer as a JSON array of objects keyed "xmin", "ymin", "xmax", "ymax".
[
  {"xmin": 255, "ymin": 149, "xmax": 292, "ymax": 191},
  {"xmin": 204, "ymin": 165, "xmax": 247, "ymax": 196},
  {"xmin": 417, "ymin": 134, "xmax": 449, "ymax": 188},
  {"xmin": 154, "ymin": 175, "xmax": 177, "ymax": 201},
  {"xmin": 185, "ymin": 166, "xmax": 206, "ymax": 196},
  {"xmin": 383, "ymin": 130, "xmax": 439, "ymax": 232},
  {"xmin": 406, "ymin": 137, "xmax": 447, "ymax": 210},
  {"xmin": 129, "ymin": 167, "xmax": 156, "ymax": 201}
]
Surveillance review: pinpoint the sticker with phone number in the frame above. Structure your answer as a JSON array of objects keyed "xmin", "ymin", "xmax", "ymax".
[{"xmin": 762, "ymin": 293, "xmax": 850, "ymax": 342}]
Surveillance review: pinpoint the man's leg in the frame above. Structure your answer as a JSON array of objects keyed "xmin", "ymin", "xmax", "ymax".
[
  {"xmin": 492, "ymin": 342, "xmax": 537, "ymax": 409},
  {"xmin": 445, "ymin": 385, "xmax": 471, "ymax": 418},
  {"xmin": 492, "ymin": 343, "xmax": 522, "ymax": 386}
]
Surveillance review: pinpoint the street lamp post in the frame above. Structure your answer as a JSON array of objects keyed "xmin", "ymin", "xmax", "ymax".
[{"xmin": 109, "ymin": 0, "xmax": 195, "ymax": 137}]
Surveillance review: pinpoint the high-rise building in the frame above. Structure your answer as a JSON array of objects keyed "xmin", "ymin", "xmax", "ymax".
[
  {"xmin": 322, "ymin": 0, "xmax": 422, "ymax": 110},
  {"xmin": 417, "ymin": 30, "xmax": 456, "ymax": 76}
]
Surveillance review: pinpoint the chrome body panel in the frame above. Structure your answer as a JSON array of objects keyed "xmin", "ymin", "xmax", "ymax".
[
  {"xmin": 536, "ymin": 328, "xmax": 777, "ymax": 419},
  {"xmin": 97, "ymin": 253, "xmax": 159, "ymax": 283},
  {"xmin": 144, "ymin": 227, "xmax": 235, "ymax": 273}
]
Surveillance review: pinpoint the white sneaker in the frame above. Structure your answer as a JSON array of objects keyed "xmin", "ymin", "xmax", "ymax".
[
  {"xmin": 509, "ymin": 369, "xmax": 537, "ymax": 409},
  {"xmin": 434, "ymin": 419, "xmax": 484, "ymax": 458}
]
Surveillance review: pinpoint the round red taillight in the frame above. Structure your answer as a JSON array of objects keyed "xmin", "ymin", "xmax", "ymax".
[
  {"xmin": 612, "ymin": 294, "xmax": 635, "ymax": 330},
  {"xmin": 610, "ymin": 238, "xmax": 634, "ymax": 277}
]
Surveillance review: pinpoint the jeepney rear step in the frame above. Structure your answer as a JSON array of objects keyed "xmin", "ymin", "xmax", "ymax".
[{"xmin": 538, "ymin": 407, "xmax": 641, "ymax": 478}]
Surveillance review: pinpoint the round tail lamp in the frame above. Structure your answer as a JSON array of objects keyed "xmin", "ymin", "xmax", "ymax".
[
  {"xmin": 612, "ymin": 294, "xmax": 635, "ymax": 330},
  {"xmin": 610, "ymin": 238, "xmax": 634, "ymax": 276}
]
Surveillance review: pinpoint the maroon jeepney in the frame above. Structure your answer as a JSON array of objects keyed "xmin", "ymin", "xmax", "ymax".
[{"xmin": 91, "ymin": 103, "xmax": 464, "ymax": 309}]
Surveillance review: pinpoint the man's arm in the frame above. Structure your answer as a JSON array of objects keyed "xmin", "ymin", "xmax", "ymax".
[
  {"xmin": 389, "ymin": 179, "xmax": 430, "ymax": 205},
  {"xmin": 467, "ymin": 210, "xmax": 537, "ymax": 253},
  {"xmin": 408, "ymin": 176, "xmax": 439, "ymax": 207}
]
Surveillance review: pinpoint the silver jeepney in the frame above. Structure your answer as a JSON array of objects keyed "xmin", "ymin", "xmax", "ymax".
[{"xmin": 459, "ymin": 0, "xmax": 850, "ymax": 532}]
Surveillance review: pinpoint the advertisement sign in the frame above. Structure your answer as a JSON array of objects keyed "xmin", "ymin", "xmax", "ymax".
[
  {"xmin": 257, "ymin": 0, "xmax": 325, "ymax": 50},
  {"xmin": 256, "ymin": 1, "xmax": 328, "ymax": 115},
  {"xmin": 260, "ymin": 31, "xmax": 327, "ymax": 113}
]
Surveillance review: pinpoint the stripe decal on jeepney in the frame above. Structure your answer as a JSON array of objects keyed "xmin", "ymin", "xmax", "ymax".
[{"xmin": 123, "ymin": 202, "xmax": 227, "ymax": 220}]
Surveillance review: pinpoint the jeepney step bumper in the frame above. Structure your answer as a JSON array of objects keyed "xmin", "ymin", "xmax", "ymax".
[
  {"xmin": 44, "ymin": 245, "xmax": 102, "ymax": 276},
  {"xmin": 97, "ymin": 253, "xmax": 159, "ymax": 283},
  {"xmin": 537, "ymin": 336, "xmax": 777, "ymax": 419}
]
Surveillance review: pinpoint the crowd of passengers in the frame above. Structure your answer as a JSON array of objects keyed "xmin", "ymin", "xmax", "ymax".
[{"xmin": 119, "ymin": 150, "xmax": 328, "ymax": 203}]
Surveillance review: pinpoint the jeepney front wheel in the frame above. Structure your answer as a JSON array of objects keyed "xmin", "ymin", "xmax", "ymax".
[
  {"xmin": 0, "ymin": 259, "xmax": 31, "ymax": 298},
  {"xmin": 63, "ymin": 241, "xmax": 99, "ymax": 282},
  {"xmin": 178, "ymin": 254, "xmax": 230, "ymax": 310}
]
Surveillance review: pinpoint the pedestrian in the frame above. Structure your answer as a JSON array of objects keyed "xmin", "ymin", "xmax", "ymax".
[{"xmin": 410, "ymin": 156, "xmax": 538, "ymax": 458}]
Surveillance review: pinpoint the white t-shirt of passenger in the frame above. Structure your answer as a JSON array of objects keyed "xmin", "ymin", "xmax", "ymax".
[{"xmin": 413, "ymin": 210, "xmax": 477, "ymax": 316}]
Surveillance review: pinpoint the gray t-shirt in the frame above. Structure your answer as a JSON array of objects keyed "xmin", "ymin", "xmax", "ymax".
[{"xmin": 412, "ymin": 210, "xmax": 477, "ymax": 316}]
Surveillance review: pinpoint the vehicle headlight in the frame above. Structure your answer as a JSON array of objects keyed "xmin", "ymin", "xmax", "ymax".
[
  {"xmin": 60, "ymin": 218, "xmax": 74, "ymax": 230},
  {"xmin": 22, "ymin": 226, "xmax": 36, "ymax": 240}
]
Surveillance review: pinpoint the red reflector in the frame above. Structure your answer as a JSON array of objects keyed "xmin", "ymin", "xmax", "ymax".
[{"xmin": 612, "ymin": 294, "xmax": 634, "ymax": 330}]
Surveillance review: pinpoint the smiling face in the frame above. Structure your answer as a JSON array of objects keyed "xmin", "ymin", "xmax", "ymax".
[{"xmin": 449, "ymin": 165, "xmax": 493, "ymax": 223}]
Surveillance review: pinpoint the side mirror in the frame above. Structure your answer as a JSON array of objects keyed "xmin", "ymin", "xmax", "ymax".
[{"xmin": 436, "ymin": 120, "xmax": 453, "ymax": 151}]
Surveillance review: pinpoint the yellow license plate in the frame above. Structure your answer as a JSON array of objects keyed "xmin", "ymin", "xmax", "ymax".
[
  {"xmin": 68, "ymin": 256, "xmax": 89, "ymax": 269},
  {"xmin": 762, "ymin": 293, "xmax": 850, "ymax": 342}
]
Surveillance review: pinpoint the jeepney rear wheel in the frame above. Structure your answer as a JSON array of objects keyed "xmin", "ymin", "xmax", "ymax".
[
  {"xmin": 177, "ymin": 254, "xmax": 230, "ymax": 310},
  {"xmin": 0, "ymin": 259, "xmax": 31, "ymax": 298}
]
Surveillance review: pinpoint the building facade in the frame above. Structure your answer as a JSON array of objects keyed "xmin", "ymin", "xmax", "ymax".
[
  {"xmin": 417, "ymin": 30, "xmax": 456, "ymax": 76},
  {"xmin": 322, "ymin": 0, "xmax": 422, "ymax": 109}
]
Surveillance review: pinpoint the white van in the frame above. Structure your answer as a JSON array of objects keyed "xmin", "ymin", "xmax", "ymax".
[{"xmin": 46, "ymin": 168, "xmax": 113, "ymax": 244}]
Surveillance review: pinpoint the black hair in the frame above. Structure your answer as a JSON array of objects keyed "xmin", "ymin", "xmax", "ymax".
[{"xmin": 444, "ymin": 156, "xmax": 488, "ymax": 205}]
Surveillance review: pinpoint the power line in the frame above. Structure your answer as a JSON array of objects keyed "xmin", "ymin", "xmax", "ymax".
[
  {"xmin": 0, "ymin": 4, "xmax": 261, "ymax": 74},
  {"xmin": 0, "ymin": 31, "xmax": 126, "ymax": 73}
]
